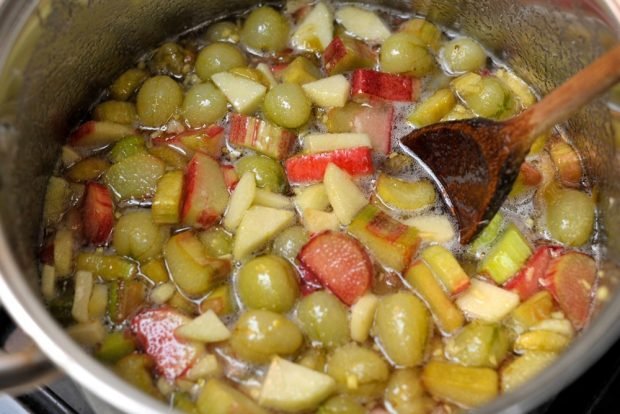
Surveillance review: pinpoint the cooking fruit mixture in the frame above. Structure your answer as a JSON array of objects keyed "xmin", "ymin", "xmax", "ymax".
[{"xmin": 39, "ymin": 1, "xmax": 600, "ymax": 413}]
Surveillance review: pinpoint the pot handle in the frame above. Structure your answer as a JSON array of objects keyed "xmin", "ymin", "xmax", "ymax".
[{"xmin": 0, "ymin": 307, "xmax": 58, "ymax": 394}]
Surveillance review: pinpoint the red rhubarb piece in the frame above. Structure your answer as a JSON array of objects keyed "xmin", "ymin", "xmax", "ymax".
[
  {"xmin": 220, "ymin": 164, "xmax": 239, "ymax": 191},
  {"xmin": 504, "ymin": 245, "xmax": 563, "ymax": 300},
  {"xmin": 82, "ymin": 182, "xmax": 114, "ymax": 246},
  {"xmin": 352, "ymin": 102, "xmax": 394, "ymax": 155},
  {"xmin": 285, "ymin": 146, "xmax": 374, "ymax": 184},
  {"xmin": 131, "ymin": 307, "xmax": 201, "ymax": 380},
  {"xmin": 543, "ymin": 252, "xmax": 597, "ymax": 330},
  {"xmin": 298, "ymin": 231, "xmax": 373, "ymax": 305},
  {"xmin": 229, "ymin": 114, "xmax": 295, "ymax": 160},
  {"xmin": 351, "ymin": 69, "xmax": 419, "ymax": 102},
  {"xmin": 68, "ymin": 121, "xmax": 135, "ymax": 148}
]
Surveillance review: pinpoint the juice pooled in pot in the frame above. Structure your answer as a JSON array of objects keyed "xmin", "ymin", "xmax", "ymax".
[{"xmin": 39, "ymin": 1, "xmax": 599, "ymax": 412}]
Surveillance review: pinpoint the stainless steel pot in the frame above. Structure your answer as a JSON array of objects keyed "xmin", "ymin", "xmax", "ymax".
[{"xmin": 0, "ymin": 0, "xmax": 618, "ymax": 413}]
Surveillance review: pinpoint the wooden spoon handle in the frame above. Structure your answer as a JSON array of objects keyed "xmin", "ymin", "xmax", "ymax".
[{"xmin": 514, "ymin": 43, "xmax": 620, "ymax": 146}]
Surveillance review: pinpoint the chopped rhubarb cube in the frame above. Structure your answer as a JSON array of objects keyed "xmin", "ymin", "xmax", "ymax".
[
  {"xmin": 153, "ymin": 125, "xmax": 225, "ymax": 158},
  {"xmin": 543, "ymin": 252, "xmax": 597, "ymax": 330},
  {"xmin": 285, "ymin": 146, "xmax": 374, "ymax": 184},
  {"xmin": 504, "ymin": 245, "xmax": 563, "ymax": 300},
  {"xmin": 220, "ymin": 164, "xmax": 240, "ymax": 191},
  {"xmin": 348, "ymin": 205, "xmax": 420, "ymax": 272},
  {"xmin": 351, "ymin": 69, "xmax": 419, "ymax": 102},
  {"xmin": 323, "ymin": 36, "xmax": 375, "ymax": 76},
  {"xmin": 298, "ymin": 265, "xmax": 324, "ymax": 296},
  {"xmin": 82, "ymin": 182, "xmax": 114, "ymax": 246},
  {"xmin": 131, "ymin": 307, "xmax": 202, "ymax": 380},
  {"xmin": 229, "ymin": 114, "xmax": 295, "ymax": 160},
  {"xmin": 181, "ymin": 153, "xmax": 229, "ymax": 229},
  {"xmin": 298, "ymin": 231, "xmax": 372, "ymax": 305},
  {"xmin": 352, "ymin": 102, "xmax": 394, "ymax": 155}
]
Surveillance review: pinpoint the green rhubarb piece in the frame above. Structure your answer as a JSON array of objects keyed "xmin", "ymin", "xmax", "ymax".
[
  {"xmin": 421, "ymin": 245, "xmax": 470, "ymax": 294},
  {"xmin": 152, "ymin": 170, "xmax": 184, "ymax": 224},
  {"xmin": 109, "ymin": 136, "xmax": 146, "ymax": 163},
  {"xmin": 280, "ymin": 56, "xmax": 322, "ymax": 85},
  {"xmin": 115, "ymin": 354, "xmax": 162, "ymax": 400},
  {"xmin": 107, "ymin": 280, "xmax": 146, "ymax": 323},
  {"xmin": 422, "ymin": 361, "xmax": 498, "ymax": 408},
  {"xmin": 43, "ymin": 176, "xmax": 72, "ymax": 227},
  {"xmin": 197, "ymin": 379, "xmax": 268, "ymax": 414},
  {"xmin": 96, "ymin": 331, "xmax": 136, "ymax": 363},
  {"xmin": 408, "ymin": 89, "xmax": 456, "ymax": 127},
  {"xmin": 348, "ymin": 205, "xmax": 420, "ymax": 272},
  {"xmin": 405, "ymin": 261, "xmax": 464, "ymax": 334},
  {"xmin": 76, "ymin": 253, "xmax": 137, "ymax": 280},
  {"xmin": 468, "ymin": 212, "xmax": 504, "ymax": 256},
  {"xmin": 104, "ymin": 152, "xmax": 165, "ymax": 200},
  {"xmin": 445, "ymin": 321, "xmax": 510, "ymax": 368},
  {"xmin": 478, "ymin": 223, "xmax": 532, "ymax": 284}
]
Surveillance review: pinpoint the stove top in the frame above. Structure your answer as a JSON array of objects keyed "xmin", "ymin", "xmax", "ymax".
[{"xmin": 3, "ymin": 306, "xmax": 620, "ymax": 414}]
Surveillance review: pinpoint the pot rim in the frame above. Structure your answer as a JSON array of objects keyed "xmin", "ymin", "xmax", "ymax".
[{"xmin": 0, "ymin": 1, "xmax": 618, "ymax": 414}]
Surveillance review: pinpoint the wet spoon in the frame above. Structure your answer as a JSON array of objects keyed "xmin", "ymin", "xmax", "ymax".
[{"xmin": 401, "ymin": 44, "xmax": 620, "ymax": 244}]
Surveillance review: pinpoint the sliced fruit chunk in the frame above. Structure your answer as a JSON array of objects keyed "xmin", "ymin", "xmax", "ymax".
[
  {"xmin": 348, "ymin": 205, "xmax": 420, "ymax": 272},
  {"xmin": 303, "ymin": 208, "xmax": 340, "ymax": 234},
  {"xmin": 513, "ymin": 330, "xmax": 570, "ymax": 353},
  {"xmin": 323, "ymin": 36, "xmax": 375, "ymax": 76},
  {"xmin": 197, "ymin": 379, "xmax": 268, "ymax": 414},
  {"xmin": 298, "ymin": 231, "xmax": 372, "ymax": 305},
  {"xmin": 508, "ymin": 290, "xmax": 554, "ymax": 333},
  {"xmin": 444, "ymin": 321, "xmax": 509, "ymax": 368},
  {"xmin": 408, "ymin": 88, "xmax": 456, "ymax": 127},
  {"xmin": 501, "ymin": 352, "xmax": 557, "ymax": 392},
  {"xmin": 376, "ymin": 174, "xmax": 436, "ymax": 211},
  {"xmin": 550, "ymin": 140, "xmax": 582, "ymax": 188},
  {"xmin": 422, "ymin": 361, "xmax": 498, "ymax": 407},
  {"xmin": 406, "ymin": 261, "xmax": 464, "ymax": 334},
  {"xmin": 279, "ymin": 56, "xmax": 322, "ymax": 85},
  {"xmin": 302, "ymin": 75, "xmax": 351, "ymax": 108},
  {"xmin": 351, "ymin": 102, "xmax": 394, "ymax": 155},
  {"xmin": 131, "ymin": 307, "xmax": 202, "ymax": 380},
  {"xmin": 220, "ymin": 164, "xmax": 239, "ymax": 191},
  {"xmin": 478, "ymin": 223, "xmax": 532, "ymax": 285},
  {"xmin": 350, "ymin": 293, "xmax": 379, "ymax": 342},
  {"xmin": 152, "ymin": 170, "xmax": 184, "ymax": 224},
  {"xmin": 291, "ymin": 2, "xmax": 333, "ymax": 52},
  {"xmin": 68, "ymin": 121, "xmax": 135, "ymax": 149},
  {"xmin": 303, "ymin": 133, "xmax": 371, "ymax": 153},
  {"xmin": 82, "ymin": 182, "xmax": 114, "ymax": 246},
  {"xmin": 233, "ymin": 206, "xmax": 296, "ymax": 260},
  {"xmin": 43, "ymin": 177, "xmax": 72, "ymax": 227},
  {"xmin": 76, "ymin": 252, "xmax": 137, "ymax": 280},
  {"xmin": 420, "ymin": 245, "xmax": 470, "ymax": 295},
  {"xmin": 164, "ymin": 232, "xmax": 230, "ymax": 297},
  {"xmin": 181, "ymin": 153, "xmax": 229, "ymax": 229},
  {"xmin": 335, "ymin": 6, "xmax": 391, "ymax": 43},
  {"xmin": 294, "ymin": 184, "xmax": 330, "ymax": 212},
  {"xmin": 456, "ymin": 279, "xmax": 520, "ymax": 323},
  {"xmin": 285, "ymin": 147, "xmax": 374, "ymax": 184},
  {"xmin": 543, "ymin": 252, "xmax": 596, "ymax": 330},
  {"xmin": 404, "ymin": 215, "xmax": 455, "ymax": 243},
  {"xmin": 200, "ymin": 284, "xmax": 236, "ymax": 316},
  {"xmin": 260, "ymin": 357, "xmax": 336, "ymax": 412},
  {"xmin": 175, "ymin": 310, "xmax": 231, "ymax": 343},
  {"xmin": 323, "ymin": 163, "xmax": 368, "ymax": 225},
  {"xmin": 223, "ymin": 171, "xmax": 256, "ymax": 231},
  {"xmin": 504, "ymin": 245, "xmax": 562, "ymax": 300},
  {"xmin": 153, "ymin": 125, "xmax": 225, "ymax": 159},
  {"xmin": 351, "ymin": 69, "xmax": 418, "ymax": 102},
  {"xmin": 229, "ymin": 114, "xmax": 295, "ymax": 160},
  {"xmin": 211, "ymin": 72, "xmax": 267, "ymax": 114}
]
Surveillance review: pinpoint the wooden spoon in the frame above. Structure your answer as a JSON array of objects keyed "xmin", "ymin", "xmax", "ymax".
[{"xmin": 401, "ymin": 44, "xmax": 620, "ymax": 244}]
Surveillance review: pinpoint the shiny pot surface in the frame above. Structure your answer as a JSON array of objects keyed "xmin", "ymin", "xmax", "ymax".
[{"xmin": 0, "ymin": 0, "xmax": 618, "ymax": 413}]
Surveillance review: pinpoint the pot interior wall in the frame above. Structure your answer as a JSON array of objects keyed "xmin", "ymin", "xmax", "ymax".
[{"xmin": 0, "ymin": 0, "xmax": 618, "ymax": 411}]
